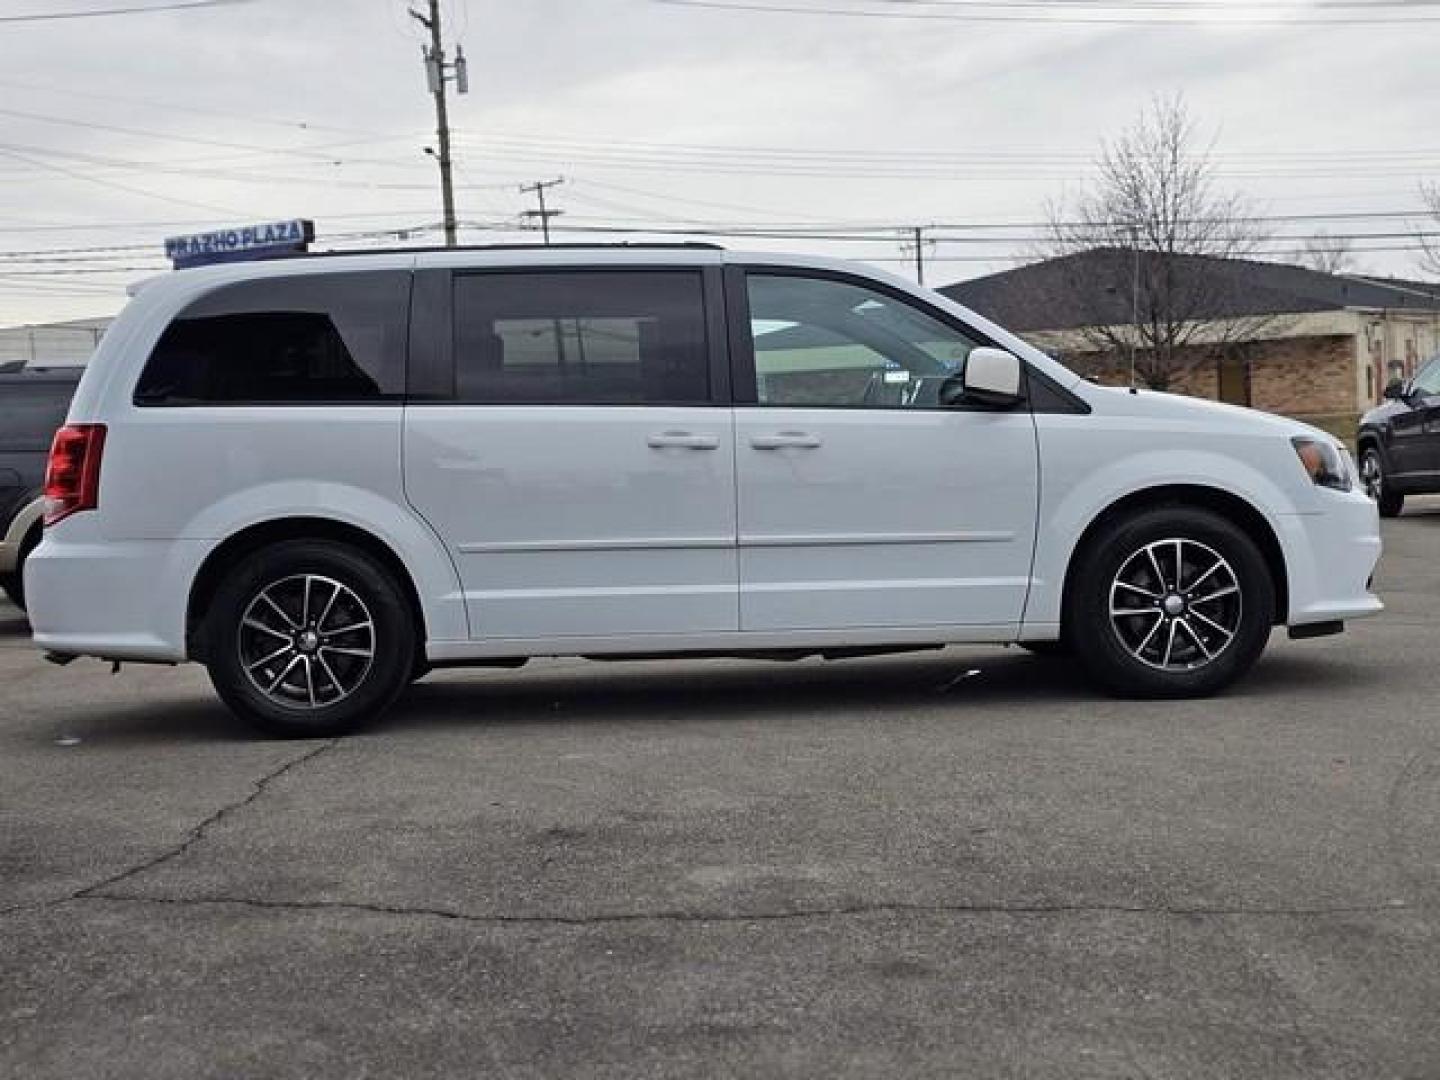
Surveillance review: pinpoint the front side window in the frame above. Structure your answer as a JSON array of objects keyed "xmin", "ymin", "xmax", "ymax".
[
  {"xmin": 746, "ymin": 273, "xmax": 982, "ymax": 409},
  {"xmin": 135, "ymin": 271, "xmax": 409, "ymax": 405},
  {"xmin": 453, "ymin": 270, "xmax": 710, "ymax": 405},
  {"xmin": 1413, "ymin": 356, "xmax": 1440, "ymax": 396}
]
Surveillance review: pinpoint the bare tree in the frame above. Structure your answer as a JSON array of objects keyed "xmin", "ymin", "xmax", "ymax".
[
  {"xmin": 1046, "ymin": 94, "xmax": 1284, "ymax": 391},
  {"xmin": 1418, "ymin": 182, "xmax": 1440, "ymax": 278},
  {"xmin": 1299, "ymin": 230, "xmax": 1358, "ymax": 276}
]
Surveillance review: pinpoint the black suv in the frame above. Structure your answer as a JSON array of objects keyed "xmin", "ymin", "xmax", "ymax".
[
  {"xmin": 1357, "ymin": 354, "xmax": 1440, "ymax": 517},
  {"xmin": 0, "ymin": 364, "xmax": 83, "ymax": 609}
]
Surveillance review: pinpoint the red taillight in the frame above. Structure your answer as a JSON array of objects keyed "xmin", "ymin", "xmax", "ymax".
[{"xmin": 43, "ymin": 424, "xmax": 106, "ymax": 527}]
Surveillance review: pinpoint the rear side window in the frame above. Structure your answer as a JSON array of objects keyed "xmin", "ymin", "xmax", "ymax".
[
  {"xmin": 135, "ymin": 271, "xmax": 409, "ymax": 405},
  {"xmin": 0, "ymin": 381, "xmax": 74, "ymax": 451},
  {"xmin": 452, "ymin": 270, "xmax": 710, "ymax": 405}
]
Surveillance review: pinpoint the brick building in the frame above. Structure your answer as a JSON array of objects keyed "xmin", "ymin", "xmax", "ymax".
[{"xmin": 941, "ymin": 250, "xmax": 1440, "ymax": 441}]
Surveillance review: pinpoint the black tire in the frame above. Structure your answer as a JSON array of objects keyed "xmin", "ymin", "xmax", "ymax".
[
  {"xmin": 204, "ymin": 540, "xmax": 415, "ymax": 738},
  {"xmin": 0, "ymin": 572, "xmax": 21, "ymax": 610},
  {"xmin": 1066, "ymin": 506, "xmax": 1275, "ymax": 699},
  {"xmin": 1360, "ymin": 446, "xmax": 1404, "ymax": 519},
  {"xmin": 1019, "ymin": 640, "xmax": 1072, "ymax": 658},
  {"xmin": 2, "ymin": 527, "xmax": 41, "ymax": 612}
]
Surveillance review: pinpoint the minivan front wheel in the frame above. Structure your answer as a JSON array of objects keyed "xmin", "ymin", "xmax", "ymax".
[
  {"xmin": 204, "ymin": 541, "xmax": 415, "ymax": 737},
  {"xmin": 1067, "ymin": 507, "xmax": 1275, "ymax": 698}
]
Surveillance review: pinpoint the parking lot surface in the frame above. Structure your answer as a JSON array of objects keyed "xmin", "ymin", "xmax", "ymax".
[{"xmin": 2, "ymin": 500, "xmax": 1438, "ymax": 1079}]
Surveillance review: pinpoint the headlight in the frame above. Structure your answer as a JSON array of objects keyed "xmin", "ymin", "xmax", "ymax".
[{"xmin": 1292, "ymin": 436, "xmax": 1352, "ymax": 492}]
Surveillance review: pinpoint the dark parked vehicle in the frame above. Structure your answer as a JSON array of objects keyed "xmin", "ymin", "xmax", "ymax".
[
  {"xmin": 0, "ymin": 365, "xmax": 83, "ymax": 609},
  {"xmin": 1357, "ymin": 354, "xmax": 1440, "ymax": 517}
]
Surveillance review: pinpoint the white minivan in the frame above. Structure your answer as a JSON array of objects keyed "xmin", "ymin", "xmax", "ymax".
[{"xmin": 26, "ymin": 246, "xmax": 1382, "ymax": 736}]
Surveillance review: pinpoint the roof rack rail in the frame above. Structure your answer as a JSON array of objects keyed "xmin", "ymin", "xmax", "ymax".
[{"xmin": 261, "ymin": 241, "xmax": 725, "ymax": 262}]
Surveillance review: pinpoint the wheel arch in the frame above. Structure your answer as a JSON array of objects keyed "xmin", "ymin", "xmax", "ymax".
[
  {"xmin": 1059, "ymin": 485, "xmax": 1290, "ymax": 631},
  {"xmin": 186, "ymin": 516, "xmax": 428, "ymax": 663},
  {"xmin": 3, "ymin": 494, "xmax": 47, "ymax": 563},
  {"xmin": 1355, "ymin": 426, "xmax": 1386, "ymax": 458}
]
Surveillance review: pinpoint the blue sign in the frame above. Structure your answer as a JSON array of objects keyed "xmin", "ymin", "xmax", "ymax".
[{"xmin": 164, "ymin": 219, "xmax": 314, "ymax": 269}]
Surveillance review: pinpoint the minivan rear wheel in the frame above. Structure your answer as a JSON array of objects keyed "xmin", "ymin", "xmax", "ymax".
[
  {"xmin": 1067, "ymin": 507, "xmax": 1275, "ymax": 698},
  {"xmin": 204, "ymin": 540, "xmax": 415, "ymax": 738}
]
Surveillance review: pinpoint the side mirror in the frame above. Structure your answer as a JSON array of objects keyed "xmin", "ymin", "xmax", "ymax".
[
  {"xmin": 1383, "ymin": 378, "xmax": 1408, "ymax": 402},
  {"xmin": 949, "ymin": 347, "xmax": 1023, "ymax": 408}
]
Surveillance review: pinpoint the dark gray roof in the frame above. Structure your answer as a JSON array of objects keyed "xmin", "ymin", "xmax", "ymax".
[{"xmin": 939, "ymin": 248, "xmax": 1440, "ymax": 333}]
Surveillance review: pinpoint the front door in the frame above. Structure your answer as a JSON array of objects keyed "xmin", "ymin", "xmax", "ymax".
[
  {"xmin": 404, "ymin": 267, "xmax": 738, "ymax": 641},
  {"xmin": 1410, "ymin": 356, "xmax": 1440, "ymax": 478},
  {"xmin": 1391, "ymin": 356, "xmax": 1440, "ymax": 479},
  {"xmin": 729, "ymin": 269, "xmax": 1039, "ymax": 632}
]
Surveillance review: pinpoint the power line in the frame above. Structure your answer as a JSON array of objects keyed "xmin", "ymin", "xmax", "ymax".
[
  {"xmin": 458, "ymin": 132, "xmax": 1440, "ymax": 164},
  {"xmin": 0, "ymin": 145, "xmax": 243, "ymax": 216},
  {"xmin": 0, "ymin": 77, "xmax": 367, "ymax": 136},
  {"xmin": 652, "ymin": 0, "xmax": 1440, "ymax": 24},
  {"xmin": 0, "ymin": 140, "xmax": 468, "ymax": 193},
  {"xmin": 0, "ymin": 0, "xmax": 251, "ymax": 23},
  {"xmin": 0, "ymin": 107, "xmax": 417, "ymax": 164},
  {"xmin": 6, "ymin": 211, "xmax": 1440, "ymax": 261},
  {"xmin": 446, "ymin": 133, "xmax": 1440, "ymax": 179},
  {"xmin": 751, "ymin": 0, "xmax": 1440, "ymax": 8}
]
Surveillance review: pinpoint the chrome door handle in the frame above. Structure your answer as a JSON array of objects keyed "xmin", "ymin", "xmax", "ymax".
[
  {"xmin": 750, "ymin": 431, "xmax": 822, "ymax": 450},
  {"xmin": 647, "ymin": 431, "xmax": 719, "ymax": 450}
]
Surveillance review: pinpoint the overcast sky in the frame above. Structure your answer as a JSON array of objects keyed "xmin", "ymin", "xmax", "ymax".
[{"xmin": 1, "ymin": 0, "xmax": 1438, "ymax": 325}]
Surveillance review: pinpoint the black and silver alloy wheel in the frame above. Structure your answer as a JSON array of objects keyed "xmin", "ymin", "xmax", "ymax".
[
  {"xmin": 1109, "ymin": 538, "xmax": 1241, "ymax": 672},
  {"xmin": 1067, "ymin": 506, "xmax": 1275, "ymax": 699},
  {"xmin": 239, "ymin": 574, "xmax": 376, "ymax": 710},
  {"xmin": 205, "ymin": 540, "xmax": 415, "ymax": 738},
  {"xmin": 1360, "ymin": 451, "xmax": 1383, "ymax": 501}
]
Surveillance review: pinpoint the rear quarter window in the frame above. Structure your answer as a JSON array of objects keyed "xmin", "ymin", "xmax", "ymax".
[{"xmin": 134, "ymin": 271, "xmax": 409, "ymax": 406}]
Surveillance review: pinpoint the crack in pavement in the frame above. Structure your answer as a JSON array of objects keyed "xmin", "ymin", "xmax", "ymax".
[
  {"xmin": 63, "ymin": 892, "xmax": 1422, "ymax": 927},
  {"xmin": 65, "ymin": 738, "xmax": 340, "ymax": 902},
  {"xmin": 4, "ymin": 733, "xmax": 1431, "ymax": 932}
]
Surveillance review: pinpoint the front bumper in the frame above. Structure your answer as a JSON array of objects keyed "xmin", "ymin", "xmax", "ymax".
[{"xmin": 1277, "ymin": 489, "xmax": 1384, "ymax": 627}]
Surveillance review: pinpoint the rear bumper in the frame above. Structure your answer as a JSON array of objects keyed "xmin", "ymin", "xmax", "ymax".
[
  {"xmin": 1278, "ymin": 491, "xmax": 1384, "ymax": 627},
  {"xmin": 25, "ymin": 531, "xmax": 206, "ymax": 662}
]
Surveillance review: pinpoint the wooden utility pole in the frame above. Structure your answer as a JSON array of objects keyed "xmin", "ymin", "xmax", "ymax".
[
  {"xmin": 410, "ymin": 1, "xmax": 467, "ymax": 247},
  {"xmin": 520, "ymin": 178, "xmax": 564, "ymax": 245},
  {"xmin": 901, "ymin": 225, "xmax": 931, "ymax": 285}
]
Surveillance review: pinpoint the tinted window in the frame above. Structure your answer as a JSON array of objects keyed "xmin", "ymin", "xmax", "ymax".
[
  {"xmin": 135, "ymin": 271, "xmax": 408, "ymax": 405},
  {"xmin": 453, "ymin": 271, "xmax": 710, "ymax": 405},
  {"xmin": 1414, "ymin": 356, "xmax": 1440, "ymax": 396},
  {"xmin": 0, "ymin": 380, "xmax": 74, "ymax": 451},
  {"xmin": 746, "ymin": 274, "xmax": 981, "ymax": 409}
]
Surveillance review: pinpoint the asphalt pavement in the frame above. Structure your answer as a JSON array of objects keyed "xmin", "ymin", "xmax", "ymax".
[{"xmin": 2, "ymin": 500, "xmax": 1438, "ymax": 1078}]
